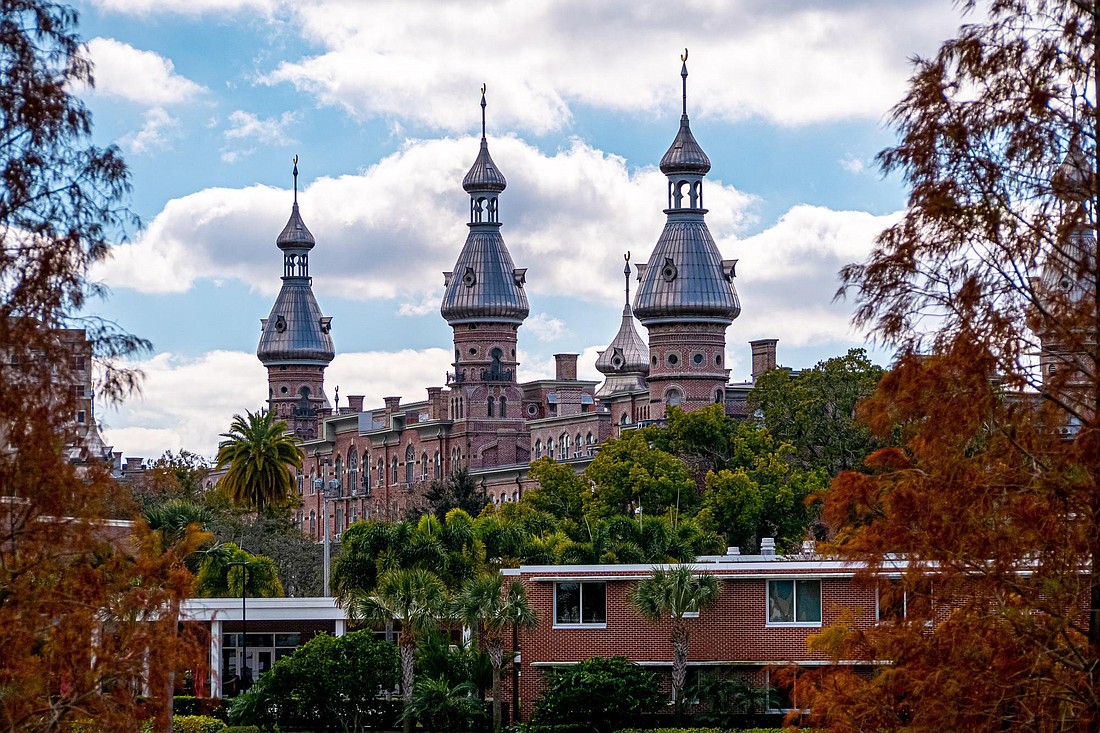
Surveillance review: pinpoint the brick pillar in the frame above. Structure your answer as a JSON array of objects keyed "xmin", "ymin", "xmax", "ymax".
[{"xmin": 750, "ymin": 339, "xmax": 778, "ymax": 380}]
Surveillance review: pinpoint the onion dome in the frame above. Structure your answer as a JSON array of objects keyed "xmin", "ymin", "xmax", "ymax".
[
  {"xmin": 633, "ymin": 51, "xmax": 740, "ymax": 325},
  {"xmin": 596, "ymin": 256, "xmax": 650, "ymax": 398},
  {"xmin": 257, "ymin": 158, "xmax": 335, "ymax": 365},
  {"xmin": 1053, "ymin": 133, "xmax": 1093, "ymax": 203},
  {"xmin": 441, "ymin": 86, "xmax": 529, "ymax": 325}
]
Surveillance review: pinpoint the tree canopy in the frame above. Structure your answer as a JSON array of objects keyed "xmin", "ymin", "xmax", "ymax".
[
  {"xmin": 216, "ymin": 409, "xmax": 303, "ymax": 515},
  {"xmin": 802, "ymin": 1, "xmax": 1100, "ymax": 730}
]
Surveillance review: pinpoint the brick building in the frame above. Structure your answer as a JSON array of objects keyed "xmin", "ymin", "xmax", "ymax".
[{"xmin": 253, "ymin": 61, "xmax": 785, "ymax": 540}]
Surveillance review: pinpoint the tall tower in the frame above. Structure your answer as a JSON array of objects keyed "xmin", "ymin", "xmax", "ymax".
[
  {"xmin": 633, "ymin": 51, "xmax": 740, "ymax": 419},
  {"xmin": 441, "ymin": 87, "xmax": 530, "ymax": 467},
  {"xmin": 257, "ymin": 158, "xmax": 335, "ymax": 440}
]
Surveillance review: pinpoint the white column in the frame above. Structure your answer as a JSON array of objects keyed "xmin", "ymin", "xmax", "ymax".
[
  {"xmin": 209, "ymin": 619, "xmax": 222, "ymax": 699},
  {"xmin": 335, "ymin": 618, "xmax": 347, "ymax": 637}
]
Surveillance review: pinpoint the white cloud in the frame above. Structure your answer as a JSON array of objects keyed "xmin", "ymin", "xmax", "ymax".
[
  {"xmin": 224, "ymin": 110, "xmax": 299, "ymax": 144},
  {"xmin": 727, "ymin": 204, "xmax": 902, "ymax": 347},
  {"xmin": 839, "ymin": 156, "xmax": 868, "ymax": 174},
  {"xmin": 125, "ymin": 107, "xmax": 180, "ymax": 154},
  {"xmin": 100, "ymin": 347, "xmax": 454, "ymax": 458},
  {"xmin": 85, "ymin": 38, "xmax": 205, "ymax": 106},
  {"xmin": 526, "ymin": 313, "xmax": 568, "ymax": 342},
  {"xmin": 89, "ymin": 0, "xmax": 277, "ymax": 15},
  {"xmin": 93, "ymin": 135, "xmax": 755, "ymax": 305},
  {"xmin": 259, "ymin": 0, "xmax": 961, "ymax": 132}
]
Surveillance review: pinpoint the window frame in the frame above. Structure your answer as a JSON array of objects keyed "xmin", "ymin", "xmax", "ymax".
[
  {"xmin": 553, "ymin": 580, "xmax": 607, "ymax": 628},
  {"xmin": 766, "ymin": 578, "xmax": 822, "ymax": 627}
]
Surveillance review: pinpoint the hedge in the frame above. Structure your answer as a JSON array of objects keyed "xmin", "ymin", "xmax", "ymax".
[{"xmin": 173, "ymin": 715, "xmax": 226, "ymax": 733}]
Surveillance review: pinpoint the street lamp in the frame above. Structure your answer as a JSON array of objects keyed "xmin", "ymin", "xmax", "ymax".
[
  {"xmin": 227, "ymin": 560, "xmax": 252, "ymax": 693},
  {"xmin": 314, "ymin": 456, "xmax": 338, "ymax": 597}
]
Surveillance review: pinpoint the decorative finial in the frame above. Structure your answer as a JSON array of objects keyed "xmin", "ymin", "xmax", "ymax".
[
  {"xmin": 334, "ymin": 385, "xmax": 339, "ymax": 411},
  {"xmin": 623, "ymin": 251, "xmax": 631, "ymax": 305},
  {"xmin": 1072, "ymin": 83, "xmax": 1079, "ymax": 124},
  {"xmin": 480, "ymin": 83, "xmax": 487, "ymax": 139},
  {"xmin": 680, "ymin": 48, "xmax": 689, "ymax": 117},
  {"xmin": 292, "ymin": 154, "xmax": 299, "ymax": 205}
]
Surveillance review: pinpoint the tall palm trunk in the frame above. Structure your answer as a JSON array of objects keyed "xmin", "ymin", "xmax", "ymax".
[
  {"xmin": 671, "ymin": 621, "xmax": 689, "ymax": 721},
  {"xmin": 488, "ymin": 636, "xmax": 505, "ymax": 733},
  {"xmin": 401, "ymin": 639, "xmax": 415, "ymax": 733}
]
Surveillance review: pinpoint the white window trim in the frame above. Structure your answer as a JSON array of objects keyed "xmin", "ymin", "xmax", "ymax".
[
  {"xmin": 552, "ymin": 580, "xmax": 607, "ymax": 629},
  {"xmin": 765, "ymin": 578, "xmax": 822, "ymax": 628}
]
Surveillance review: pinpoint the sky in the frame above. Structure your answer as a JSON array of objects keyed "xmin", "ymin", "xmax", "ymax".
[{"xmin": 73, "ymin": 0, "xmax": 971, "ymax": 460}]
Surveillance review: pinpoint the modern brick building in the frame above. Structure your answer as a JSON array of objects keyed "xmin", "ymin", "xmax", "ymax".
[{"xmin": 253, "ymin": 60, "xmax": 784, "ymax": 540}]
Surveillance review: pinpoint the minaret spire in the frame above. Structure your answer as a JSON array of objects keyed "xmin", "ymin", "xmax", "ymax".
[
  {"xmin": 624, "ymin": 251, "xmax": 631, "ymax": 305},
  {"xmin": 292, "ymin": 154, "xmax": 299, "ymax": 204},
  {"xmin": 481, "ymin": 83, "xmax": 487, "ymax": 139},
  {"xmin": 681, "ymin": 48, "xmax": 688, "ymax": 116}
]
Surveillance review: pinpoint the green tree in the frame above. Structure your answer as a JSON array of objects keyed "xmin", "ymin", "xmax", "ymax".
[
  {"xmin": 419, "ymin": 468, "xmax": 488, "ymax": 521},
  {"xmin": 229, "ymin": 630, "xmax": 398, "ymax": 733},
  {"xmin": 452, "ymin": 573, "xmax": 537, "ymax": 733},
  {"xmin": 347, "ymin": 568, "xmax": 450, "ymax": 733},
  {"xmin": 584, "ymin": 428, "xmax": 697, "ymax": 518},
  {"xmin": 524, "ymin": 457, "xmax": 586, "ymax": 521},
  {"xmin": 529, "ymin": 656, "xmax": 663, "ymax": 733},
  {"xmin": 194, "ymin": 543, "xmax": 284, "ymax": 598},
  {"xmin": 748, "ymin": 349, "xmax": 885, "ymax": 475},
  {"xmin": 207, "ymin": 511, "xmax": 322, "ymax": 597},
  {"xmin": 215, "ymin": 410, "xmax": 303, "ymax": 515},
  {"xmin": 630, "ymin": 566, "xmax": 721, "ymax": 719},
  {"xmin": 130, "ymin": 450, "xmax": 212, "ymax": 512},
  {"xmin": 696, "ymin": 423, "xmax": 827, "ymax": 551}
]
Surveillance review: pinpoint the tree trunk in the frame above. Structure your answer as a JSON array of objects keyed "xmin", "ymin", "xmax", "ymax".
[
  {"xmin": 489, "ymin": 638, "xmax": 505, "ymax": 733},
  {"xmin": 401, "ymin": 640, "xmax": 415, "ymax": 733},
  {"xmin": 671, "ymin": 621, "xmax": 689, "ymax": 722}
]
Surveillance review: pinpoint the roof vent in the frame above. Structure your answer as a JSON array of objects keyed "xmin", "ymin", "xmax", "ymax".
[
  {"xmin": 801, "ymin": 540, "xmax": 816, "ymax": 555},
  {"xmin": 725, "ymin": 546, "xmax": 740, "ymax": 556},
  {"xmin": 760, "ymin": 537, "xmax": 776, "ymax": 557}
]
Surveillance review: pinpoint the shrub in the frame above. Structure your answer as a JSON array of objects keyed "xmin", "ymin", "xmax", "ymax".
[
  {"xmin": 221, "ymin": 727, "xmax": 261, "ymax": 733},
  {"xmin": 529, "ymin": 657, "xmax": 662, "ymax": 733},
  {"xmin": 173, "ymin": 715, "xmax": 226, "ymax": 733}
]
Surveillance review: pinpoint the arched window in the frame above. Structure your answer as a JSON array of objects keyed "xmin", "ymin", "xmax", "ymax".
[
  {"xmin": 620, "ymin": 412, "xmax": 629, "ymax": 425},
  {"xmin": 534, "ymin": 439, "xmax": 542, "ymax": 459},
  {"xmin": 499, "ymin": 396, "xmax": 507, "ymax": 417},
  {"xmin": 391, "ymin": 456, "xmax": 398, "ymax": 484},
  {"xmin": 334, "ymin": 456, "xmax": 343, "ymax": 497},
  {"xmin": 501, "ymin": 491, "xmax": 508, "ymax": 503},
  {"xmin": 377, "ymin": 459, "xmax": 385, "ymax": 486},
  {"xmin": 715, "ymin": 388, "xmax": 724, "ymax": 404},
  {"xmin": 575, "ymin": 434, "xmax": 582, "ymax": 456},
  {"xmin": 297, "ymin": 472, "xmax": 304, "ymax": 495},
  {"xmin": 548, "ymin": 438, "xmax": 555, "ymax": 459},
  {"xmin": 348, "ymin": 447, "xmax": 358, "ymax": 495},
  {"xmin": 404, "ymin": 444, "xmax": 415, "ymax": 484},
  {"xmin": 512, "ymin": 491, "xmax": 519, "ymax": 503},
  {"xmin": 560, "ymin": 433, "xmax": 570, "ymax": 458},
  {"xmin": 434, "ymin": 451, "xmax": 441, "ymax": 479},
  {"xmin": 586, "ymin": 432, "xmax": 594, "ymax": 445},
  {"xmin": 309, "ymin": 470, "xmax": 316, "ymax": 494},
  {"xmin": 487, "ymin": 397, "xmax": 495, "ymax": 417},
  {"xmin": 665, "ymin": 388, "xmax": 683, "ymax": 408},
  {"xmin": 421, "ymin": 452, "xmax": 429, "ymax": 479},
  {"xmin": 490, "ymin": 347, "xmax": 503, "ymax": 376},
  {"xmin": 309, "ymin": 511, "xmax": 316, "ymax": 537}
]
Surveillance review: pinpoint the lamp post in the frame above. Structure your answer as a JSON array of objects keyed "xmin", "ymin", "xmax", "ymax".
[
  {"xmin": 228, "ymin": 560, "xmax": 251, "ymax": 693},
  {"xmin": 314, "ymin": 456, "xmax": 338, "ymax": 597}
]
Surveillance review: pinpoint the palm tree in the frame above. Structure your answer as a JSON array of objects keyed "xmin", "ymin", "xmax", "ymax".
[
  {"xmin": 630, "ymin": 565, "xmax": 720, "ymax": 719},
  {"xmin": 453, "ymin": 573, "xmax": 537, "ymax": 733},
  {"xmin": 194, "ymin": 542, "xmax": 284, "ymax": 598},
  {"xmin": 347, "ymin": 568, "xmax": 449, "ymax": 733},
  {"xmin": 215, "ymin": 409, "xmax": 302, "ymax": 515}
]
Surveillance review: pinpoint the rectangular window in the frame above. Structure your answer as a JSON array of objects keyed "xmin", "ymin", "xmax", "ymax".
[
  {"xmin": 877, "ymin": 578, "xmax": 934, "ymax": 623},
  {"xmin": 767, "ymin": 579, "xmax": 821, "ymax": 625},
  {"xmin": 76, "ymin": 410, "xmax": 86, "ymax": 424},
  {"xmin": 554, "ymin": 581, "xmax": 606, "ymax": 626}
]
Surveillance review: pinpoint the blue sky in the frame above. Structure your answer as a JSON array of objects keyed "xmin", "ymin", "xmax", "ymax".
[{"xmin": 74, "ymin": 0, "xmax": 967, "ymax": 458}]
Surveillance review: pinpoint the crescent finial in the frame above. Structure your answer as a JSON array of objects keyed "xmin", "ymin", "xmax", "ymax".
[
  {"xmin": 624, "ymin": 251, "xmax": 630, "ymax": 262},
  {"xmin": 681, "ymin": 48, "xmax": 688, "ymax": 63},
  {"xmin": 481, "ymin": 83, "xmax": 487, "ymax": 96}
]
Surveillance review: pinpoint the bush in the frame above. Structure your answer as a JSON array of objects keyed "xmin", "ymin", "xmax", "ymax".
[
  {"xmin": 174, "ymin": 696, "xmax": 227, "ymax": 720},
  {"xmin": 529, "ymin": 657, "xmax": 662, "ymax": 733},
  {"xmin": 221, "ymin": 727, "xmax": 261, "ymax": 733},
  {"xmin": 173, "ymin": 715, "xmax": 226, "ymax": 733}
]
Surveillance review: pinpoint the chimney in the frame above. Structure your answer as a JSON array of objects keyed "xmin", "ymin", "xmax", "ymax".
[
  {"xmin": 426, "ymin": 387, "xmax": 443, "ymax": 420},
  {"xmin": 760, "ymin": 537, "xmax": 776, "ymax": 557},
  {"xmin": 726, "ymin": 546, "xmax": 740, "ymax": 556},
  {"xmin": 347, "ymin": 395, "xmax": 365, "ymax": 413},
  {"xmin": 125, "ymin": 457, "xmax": 145, "ymax": 473},
  {"xmin": 749, "ymin": 339, "xmax": 778, "ymax": 380},
  {"xmin": 554, "ymin": 353, "xmax": 578, "ymax": 381},
  {"xmin": 801, "ymin": 540, "xmax": 816, "ymax": 556},
  {"xmin": 383, "ymin": 396, "xmax": 401, "ymax": 414}
]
